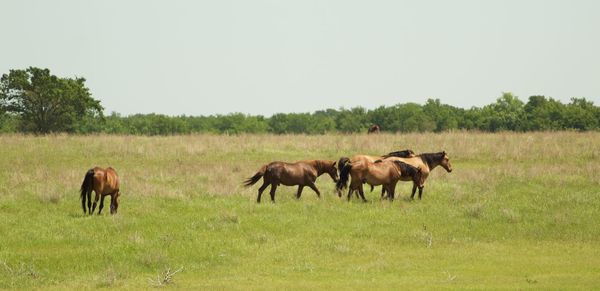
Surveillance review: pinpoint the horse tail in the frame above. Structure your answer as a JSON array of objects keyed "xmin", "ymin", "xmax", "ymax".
[
  {"xmin": 80, "ymin": 169, "xmax": 94, "ymax": 213},
  {"xmin": 243, "ymin": 165, "xmax": 267, "ymax": 187},
  {"xmin": 336, "ymin": 161, "xmax": 352, "ymax": 192},
  {"xmin": 337, "ymin": 157, "xmax": 350, "ymax": 175}
]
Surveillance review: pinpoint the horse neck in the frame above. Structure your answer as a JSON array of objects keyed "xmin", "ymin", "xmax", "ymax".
[
  {"xmin": 420, "ymin": 154, "xmax": 440, "ymax": 170},
  {"xmin": 313, "ymin": 160, "xmax": 330, "ymax": 176}
]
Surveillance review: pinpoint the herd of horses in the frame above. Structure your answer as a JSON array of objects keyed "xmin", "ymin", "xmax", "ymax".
[
  {"xmin": 244, "ymin": 149, "xmax": 452, "ymax": 203},
  {"xmin": 79, "ymin": 147, "xmax": 452, "ymax": 214}
]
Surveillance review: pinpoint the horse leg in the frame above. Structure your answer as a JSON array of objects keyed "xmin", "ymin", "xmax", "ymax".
[
  {"xmin": 381, "ymin": 187, "xmax": 387, "ymax": 200},
  {"xmin": 81, "ymin": 191, "xmax": 87, "ymax": 214},
  {"xmin": 347, "ymin": 188, "xmax": 353, "ymax": 201},
  {"xmin": 269, "ymin": 184, "xmax": 278, "ymax": 203},
  {"xmin": 87, "ymin": 191, "xmax": 92, "ymax": 214},
  {"xmin": 91, "ymin": 191, "xmax": 100, "ymax": 214},
  {"xmin": 296, "ymin": 185, "xmax": 304, "ymax": 199},
  {"xmin": 256, "ymin": 180, "xmax": 268, "ymax": 203},
  {"xmin": 358, "ymin": 186, "xmax": 368, "ymax": 203},
  {"xmin": 110, "ymin": 191, "xmax": 120, "ymax": 214},
  {"xmin": 418, "ymin": 186, "xmax": 424, "ymax": 200},
  {"xmin": 387, "ymin": 185, "xmax": 395, "ymax": 202},
  {"xmin": 306, "ymin": 182, "xmax": 321, "ymax": 198},
  {"xmin": 410, "ymin": 183, "xmax": 417, "ymax": 200},
  {"xmin": 98, "ymin": 194, "xmax": 107, "ymax": 215}
]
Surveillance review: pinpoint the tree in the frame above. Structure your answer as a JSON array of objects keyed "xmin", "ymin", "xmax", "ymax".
[
  {"xmin": 0, "ymin": 67, "xmax": 103, "ymax": 133},
  {"xmin": 422, "ymin": 98, "xmax": 462, "ymax": 132},
  {"xmin": 523, "ymin": 95, "xmax": 566, "ymax": 130},
  {"xmin": 479, "ymin": 92, "xmax": 525, "ymax": 131},
  {"xmin": 335, "ymin": 107, "xmax": 368, "ymax": 133},
  {"xmin": 564, "ymin": 98, "xmax": 599, "ymax": 131}
]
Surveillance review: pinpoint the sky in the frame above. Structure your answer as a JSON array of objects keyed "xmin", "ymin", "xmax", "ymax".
[{"xmin": 1, "ymin": 0, "xmax": 599, "ymax": 116}]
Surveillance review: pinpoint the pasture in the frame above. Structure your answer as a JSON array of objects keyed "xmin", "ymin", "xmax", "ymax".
[{"xmin": 0, "ymin": 132, "xmax": 599, "ymax": 289}]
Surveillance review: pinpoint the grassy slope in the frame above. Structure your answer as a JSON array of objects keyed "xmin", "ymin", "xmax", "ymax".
[{"xmin": 0, "ymin": 132, "xmax": 599, "ymax": 289}]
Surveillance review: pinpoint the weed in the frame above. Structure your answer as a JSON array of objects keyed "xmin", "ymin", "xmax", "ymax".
[{"xmin": 147, "ymin": 266, "xmax": 184, "ymax": 287}]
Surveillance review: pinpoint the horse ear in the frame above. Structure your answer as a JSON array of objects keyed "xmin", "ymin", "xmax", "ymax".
[
  {"xmin": 442, "ymin": 151, "xmax": 446, "ymax": 155},
  {"xmin": 332, "ymin": 161, "xmax": 336, "ymax": 167}
]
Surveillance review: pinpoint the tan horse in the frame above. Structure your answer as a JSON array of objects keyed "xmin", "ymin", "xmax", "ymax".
[
  {"xmin": 337, "ymin": 149, "xmax": 415, "ymax": 197},
  {"xmin": 244, "ymin": 160, "xmax": 339, "ymax": 203},
  {"xmin": 384, "ymin": 151, "xmax": 452, "ymax": 200},
  {"xmin": 336, "ymin": 159, "xmax": 422, "ymax": 202},
  {"xmin": 80, "ymin": 167, "xmax": 121, "ymax": 215},
  {"xmin": 337, "ymin": 149, "xmax": 415, "ymax": 173}
]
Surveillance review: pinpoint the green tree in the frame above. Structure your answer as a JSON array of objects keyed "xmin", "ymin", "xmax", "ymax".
[
  {"xmin": 479, "ymin": 93, "xmax": 525, "ymax": 131},
  {"xmin": 564, "ymin": 98, "xmax": 599, "ymax": 131},
  {"xmin": 0, "ymin": 67, "xmax": 103, "ymax": 133},
  {"xmin": 268, "ymin": 113, "xmax": 291, "ymax": 134},
  {"xmin": 335, "ymin": 107, "xmax": 368, "ymax": 133},
  {"xmin": 422, "ymin": 98, "xmax": 462, "ymax": 132},
  {"xmin": 523, "ymin": 96, "xmax": 566, "ymax": 130}
]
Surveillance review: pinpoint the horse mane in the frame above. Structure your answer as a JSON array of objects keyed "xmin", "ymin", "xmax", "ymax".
[
  {"xmin": 315, "ymin": 160, "xmax": 334, "ymax": 174},
  {"xmin": 418, "ymin": 152, "xmax": 445, "ymax": 168},
  {"xmin": 382, "ymin": 149, "xmax": 415, "ymax": 158}
]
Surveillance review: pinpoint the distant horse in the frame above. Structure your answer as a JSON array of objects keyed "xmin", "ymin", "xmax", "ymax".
[
  {"xmin": 367, "ymin": 124, "xmax": 381, "ymax": 134},
  {"xmin": 384, "ymin": 151, "xmax": 453, "ymax": 200},
  {"xmin": 337, "ymin": 149, "xmax": 415, "ymax": 197},
  {"xmin": 80, "ymin": 167, "xmax": 121, "ymax": 215},
  {"xmin": 244, "ymin": 160, "xmax": 339, "ymax": 203},
  {"xmin": 335, "ymin": 159, "xmax": 422, "ymax": 202}
]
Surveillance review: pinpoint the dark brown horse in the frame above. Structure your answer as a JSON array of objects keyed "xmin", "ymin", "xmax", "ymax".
[
  {"xmin": 80, "ymin": 167, "xmax": 121, "ymax": 215},
  {"xmin": 367, "ymin": 124, "xmax": 381, "ymax": 134},
  {"xmin": 244, "ymin": 160, "xmax": 339, "ymax": 203},
  {"xmin": 335, "ymin": 159, "xmax": 422, "ymax": 202},
  {"xmin": 384, "ymin": 151, "xmax": 452, "ymax": 200}
]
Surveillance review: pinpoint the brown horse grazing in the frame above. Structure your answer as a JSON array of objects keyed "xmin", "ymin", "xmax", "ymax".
[
  {"xmin": 384, "ymin": 151, "xmax": 453, "ymax": 200},
  {"xmin": 337, "ymin": 149, "xmax": 415, "ymax": 195},
  {"xmin": 244, "ymin": 160, "xmax": 339, "ymax": 203},
  {"xmin": 367, "ymin": 124, "xmax": 381, "ymax": 134},
  {"xmin": 80, "ymin": 167, "xmax": 121, "ymax": 215},
  {"xmin": 335, "ymin": 159, "xmax": 422, "ymax": 202}
]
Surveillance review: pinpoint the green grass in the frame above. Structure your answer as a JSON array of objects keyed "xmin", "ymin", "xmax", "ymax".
[{"xmin": 0, "ymin": 132, "xmax": 599, "ymax": 289}]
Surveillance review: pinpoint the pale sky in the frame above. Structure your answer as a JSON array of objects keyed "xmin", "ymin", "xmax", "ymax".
[{"xmin": 1, "ymin": 0, "xmax": 599, "ymax": 116}]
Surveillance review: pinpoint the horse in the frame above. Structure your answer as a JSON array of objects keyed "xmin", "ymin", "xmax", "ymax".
[
  {"xmin": 367, "ymin": 124, "xmax": 381, "ymax": 134},
  {"xmin": 337, "ymin": 149, "xmax": 415, "ymax": 173},
  {"xmin": 335, "ymin": 159, "xmax": 422, "ymax": 202},
  {"xmin": 244, "ymin": 160, "xmax": 339, "ymax": 203},
  {"xmin": 80, "ymin": 167, "xmax": 121, "ymax": 215},
  {"xmin": 384, "ymin": 151, "xmax": 452, "ymax": 200},
  {"xmin": 337, "ymin": 149, "xmax": 415, "ymax": 196}
]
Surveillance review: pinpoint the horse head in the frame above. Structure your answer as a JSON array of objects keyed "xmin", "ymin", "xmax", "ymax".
[
  {"xmin": 326, "ymin": 161, "xmax": 339, "ymax": 183},
  {"xmin": 440, "ymin": 151, "xmax": 452, "ymax": 173}
]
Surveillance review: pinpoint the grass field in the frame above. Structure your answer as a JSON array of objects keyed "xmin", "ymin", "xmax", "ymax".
[{"xmin": 0, "ymin": 132, "xmax": 599, "ymax": 290}]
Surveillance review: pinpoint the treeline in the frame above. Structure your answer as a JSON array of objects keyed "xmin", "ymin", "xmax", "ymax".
[
  {"xmin": 1, "ymin": 68, "xmax": 599, "ymax": 135},
  {"xmin": 103, "ymin": 94, "xmax": 600, "ymax": 134},
  {"xmin": 3, "ymin": 93, "xmax": 598, "ymax": 135}
]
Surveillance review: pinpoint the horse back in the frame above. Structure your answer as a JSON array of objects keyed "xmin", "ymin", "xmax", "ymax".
[
  {"xmin": 351, "ymin": 155, "xmax": 380, "ymax": 164},
  {"xmin": 92, "ymin": 166, "xmax": 120, "ymax": 194},
  {"xmin": 267, "ymin": 161, "xmax": 315, "ymax": 185}
]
